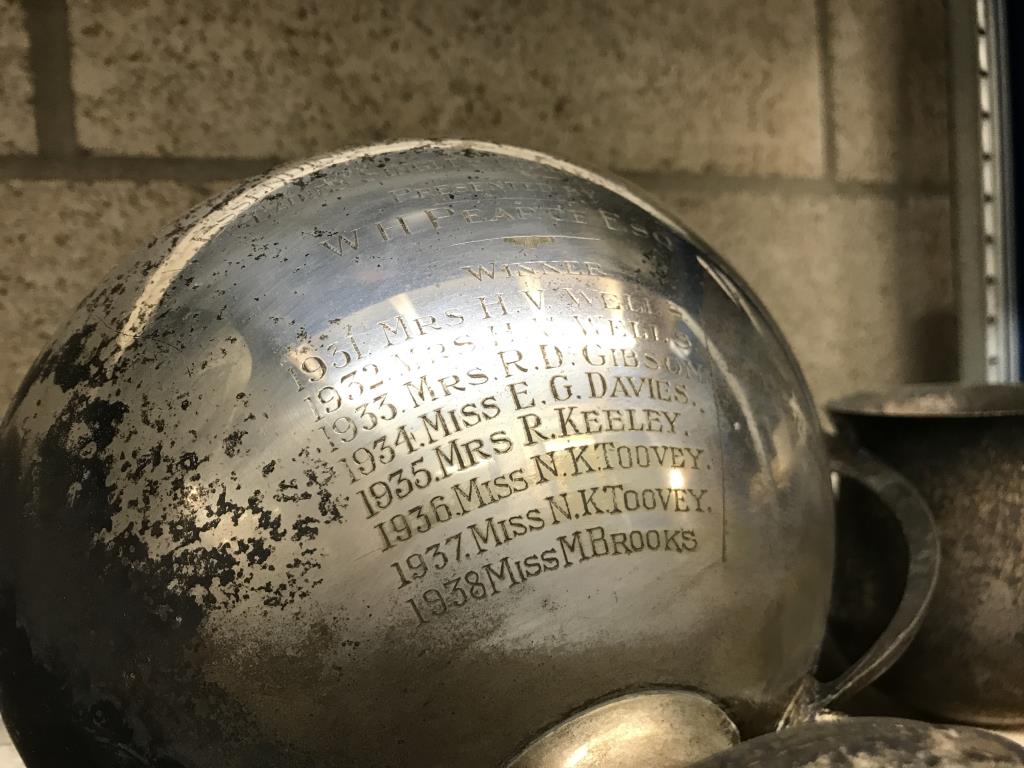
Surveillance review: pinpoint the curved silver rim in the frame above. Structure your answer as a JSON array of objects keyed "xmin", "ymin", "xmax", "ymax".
[{"xmin": 828, "ymin": 383, "xmax": 1024, "ymax": 418}]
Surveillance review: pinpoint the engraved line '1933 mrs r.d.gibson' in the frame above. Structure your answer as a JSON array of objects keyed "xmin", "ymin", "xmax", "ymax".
[{"xmin": 0, "ymin": 141, "xmax": 935, "ymax": 767}]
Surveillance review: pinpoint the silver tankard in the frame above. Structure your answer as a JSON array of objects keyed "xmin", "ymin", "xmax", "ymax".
[
  {"xmin": 0, "ymin": 141, "xmax": 936, "ymax": 767},
  {"xmin": 830, "ymin": 384, "xmax": 1024, "ymax": 727}
]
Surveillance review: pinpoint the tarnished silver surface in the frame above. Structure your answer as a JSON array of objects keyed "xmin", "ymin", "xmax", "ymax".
[
  {"xmin": 506, "ymin": 689, "xmax": 738, "ymax": 768},
  {"xmin": 781, "ymin": 435, "xmax": 940, "ymax": 726},
  {"xmin": 830, "ymin": 384, "xmax": 1024, "ymax": 727},
  {"xmin": 0, "ymin": 140, "xmax": 916, "ymax": 767},
  {"xmin": 996, "ymin": 728, "xmax": 1024, "ymax": 748},
  {"xmin": 688, "ymin": 717, "xmax": 1024, "ymax": 767}
]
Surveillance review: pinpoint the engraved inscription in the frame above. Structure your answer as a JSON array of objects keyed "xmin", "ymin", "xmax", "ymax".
[
  {"xmin": 308, "ymin": 197, "xmax": 676, "ymax": 258},
  {"xmin": 283, "ymin": 260, "xmax": 723, "ymax": 628}
]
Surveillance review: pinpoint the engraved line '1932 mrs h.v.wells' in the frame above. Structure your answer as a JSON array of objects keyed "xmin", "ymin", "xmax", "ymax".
[{"xmin": 0, "ymin": 141, "xmax": 935, "ymax": 768}]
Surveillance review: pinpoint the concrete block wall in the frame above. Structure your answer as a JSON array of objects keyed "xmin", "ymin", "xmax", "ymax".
[
  {"xmin": 0, "ymin": 0, "xmax": 953, "ymax": 413},
  {"xmin": 0, "ymin": 0, "xmax": 952, "ymax": 758}
]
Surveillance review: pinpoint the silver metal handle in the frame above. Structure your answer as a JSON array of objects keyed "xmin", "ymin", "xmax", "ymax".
[{"xmin": 780, "ymin": 435, "xmax": 941, "ymax": 727}]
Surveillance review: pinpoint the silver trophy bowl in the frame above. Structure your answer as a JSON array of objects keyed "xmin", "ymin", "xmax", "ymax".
[{"xmin": 0, "ymin": 141, "xmax": 934, "ymax": 767}]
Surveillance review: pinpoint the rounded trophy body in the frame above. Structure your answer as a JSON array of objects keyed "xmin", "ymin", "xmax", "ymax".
[{"xmin": 0, "ymin": 141, "xmax": 832, "ymax": 767}]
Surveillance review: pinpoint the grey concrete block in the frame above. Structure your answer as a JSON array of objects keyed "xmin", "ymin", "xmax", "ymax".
[
  {"xmin": 0, "ymin": 0, "xmax": 37, "ymax": 154},
  {"xmin": 829, "ymin": 0, "xmax": 950, "ymax": 184},
  {"xmin": 69, "ymin": 0, "xmax": 824, "ymax": 176}
]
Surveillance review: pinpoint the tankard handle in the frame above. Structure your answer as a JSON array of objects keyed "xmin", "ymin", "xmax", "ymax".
[{"xmin": 780, "ymin": 434, "xmax": 940, "ymax": 727}]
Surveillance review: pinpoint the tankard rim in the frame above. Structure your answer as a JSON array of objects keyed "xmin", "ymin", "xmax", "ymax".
[{"xmin": 829, "ymin": 382, "xmax": 1024, "ymax": 419}]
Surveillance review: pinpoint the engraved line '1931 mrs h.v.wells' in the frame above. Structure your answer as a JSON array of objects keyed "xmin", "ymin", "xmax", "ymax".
[{"xmin": 0, "ymin": 141, "xmax": 935, "ymax": 767}]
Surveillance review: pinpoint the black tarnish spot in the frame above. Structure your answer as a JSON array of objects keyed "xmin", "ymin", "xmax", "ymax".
[{"xmin": 222, "ymin": 429, "xmax": 248, "ymax": 458}]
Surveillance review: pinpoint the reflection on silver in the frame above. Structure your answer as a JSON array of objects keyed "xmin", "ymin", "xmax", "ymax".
[{"xmin": 507, "ymin": 690, "xmax": 739, "ymax": 768}]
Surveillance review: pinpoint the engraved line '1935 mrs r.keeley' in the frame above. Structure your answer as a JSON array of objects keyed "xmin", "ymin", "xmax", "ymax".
[{"xmin": 0, "ymin": 141, "xmax": 937, "ymax": 768}]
